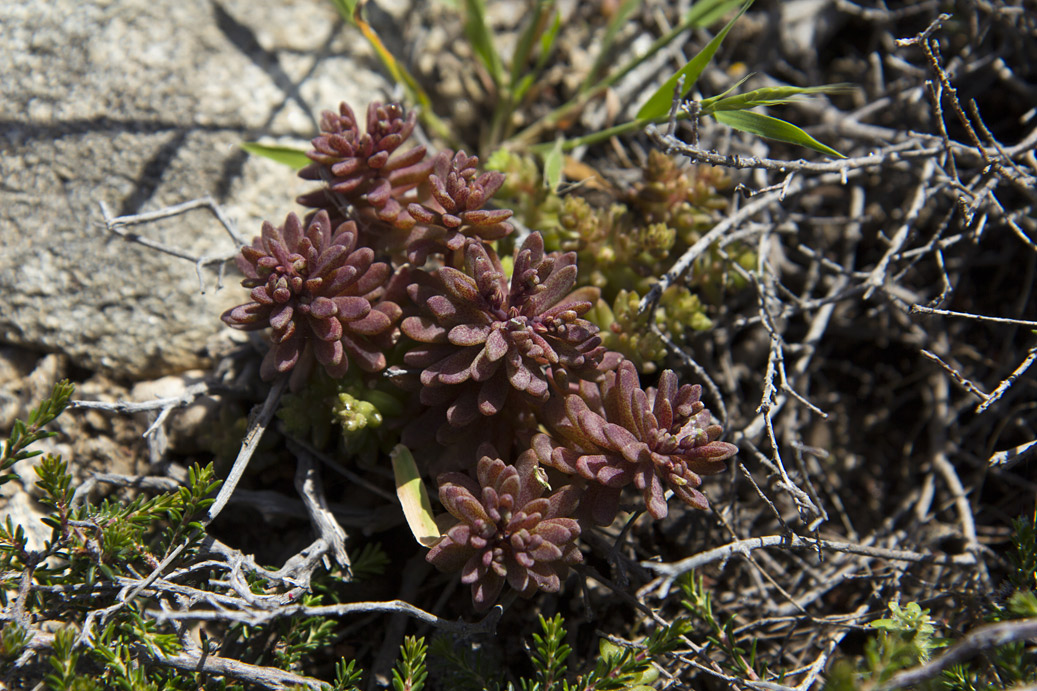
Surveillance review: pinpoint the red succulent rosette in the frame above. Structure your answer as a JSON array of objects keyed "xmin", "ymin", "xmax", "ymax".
[
  {"xmin": 427, "ymin": 449, "xmax": 582, "ymax": 611},
  {"xmin": 402, "ymin": 150, "xmax": 514, "ymax": 263},
  {"xmin": 400, "ymin": 233, "xmax": 603, "ymax": 431},
  {"xmin": 297, "ymin": 101, "xmax": 431, "ymax": 229},
  {"xmin": 221, "ymin": 210, "xmax": 400, "ymax": 390},
  {"xmin": 533, "ymin": 360, "xmax": 737, "ymax": 524}
]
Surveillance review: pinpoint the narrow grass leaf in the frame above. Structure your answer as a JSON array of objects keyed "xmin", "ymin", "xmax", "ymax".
[
  {"xmin": 636, "ymin": 0, "xmax": 751, "ymax": 120},
  {"xmin": 581, "ymin": 0, "xmax": 642, "ymax": 92},
  {"xmin": 685, "ymin": 0, "xmax": 746, "ymax": 27},
  {"xmin": 511, "ymin": 4, "xmax": 560, "ymax": 104},
  {"xmin": 349, "ymin": 11, "xmax": 456, "ymax": 143},
  {"xmin": 240, "ymin": 142, "xmax": 311, "ymax": 171},
  {"xmin": 327, "ymin": 0, "xmax": 361, "ymax": 25},
  {"xmin": 392, "ymin": 444, "xmax": 441, "ymax": 546},
  {"xmin": 697, "ymin": 73, "xmax": 754, "ymax": 108},
  {"xmin": 713, "ymin": 109, "xmax": 845, "ymax": 157},
  {"xmin": 701, "ymin": 84, "xmax": 853, "ymax": 114},
  {"xmin": 597, "ymin": 0, "xmax": 743, "ymax": 93},
  {"xmin": 510, "ymin": 0, "xmax": 554, "ymax": 89},
  {"xmin": 463, "ymin": 0, "xmax": 505, "ymax": 89},
  {"xmin": 537, "ymin": 10, "xmax": 562, "ymax": 69}
]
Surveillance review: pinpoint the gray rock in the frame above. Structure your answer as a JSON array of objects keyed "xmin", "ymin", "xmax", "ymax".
[{"xmin": 0, "ymin": 0, "xmax": 391, "ymax": 379}]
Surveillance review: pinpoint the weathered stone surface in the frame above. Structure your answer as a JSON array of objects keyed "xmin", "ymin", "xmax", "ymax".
[{"xmin": 0, "ymin": 0, "xmax": 391, "ymax": 379}]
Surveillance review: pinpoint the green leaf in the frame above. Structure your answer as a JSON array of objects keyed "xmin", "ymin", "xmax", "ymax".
[
  {"xmin": 1009, "ymin": 590, "xmax": 1037, "ymax": 617},
  {"xmin": 543, "ymin": 137, "xmax": 565, "ymax": 192},
  {"xmin": 701, "ymin": 83, "xmax": 854, "ymax": 114},
  {"xmin": 391, "ymin": 445, "xmax": 440, "ymax": 547},
  {"xmin": 537, "ymin": 9, "xmax": 562, "ymax": 69},
  {"xmin": 463, "ymin": 0, "xmax": 505, "ymax": 89},
  {"xmin": 392, "ymin": 636, "xmax": 428, "ymax": 691},
  {"xmin": 327, "ymin": 0, "xmax": 361, "ymax": 24},
  {"xmin": 512, "ymin": 8, "xmax": 562, "ymax": 104},
  {"xmin": 240, "ymin": 142, "xmax": 311, "ymax": 171},
  {"xmin": 580, "ymin": 0, "xmax": 642, "ymax": 92},
  {"xmin": 712, "ymin": 109, "xmax": 845, "ymax": 157},
  {"xmin": 590, "ymin": 0, "xmax": 743, "ymax": 95},
  {"xmin": 598, "ymin": 638, "xmax": 624, "ymax": 661},
  {"xmin": 510, "ymin": 1, "xmax": 555, "ymax": 90},
  {"xmin": 636, "ymin": 0, "xmax": 751, "ymax": 120},
  {"xmin": 685, "ymin": 0, "xmax": 747, "ymax": 26}
]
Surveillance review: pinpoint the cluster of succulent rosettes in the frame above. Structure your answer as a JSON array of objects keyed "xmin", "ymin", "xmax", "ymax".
[
  {"xmin": 222, "ymin": 99, "xmax": 740, "ymax": 611},
  {"xmin": 297, "ymin": 101, "xmax": 431, "ymax": 230},
  {"xmin": 532, "ymin": 361, "xmax": 737, "ymax": 525},
  {"xmin": 401, "ymin": 233, "xmax": 604, "ymax": 434},
  {"xmin": 551, "ymin": 194, "xmax": 664, "ymax": 301},
  {"xmin": 426, "ymin": 449, "xmax": 582, "ymax": 611},
  {"xmin": 296, "ymin": 102, "xmax": 516, "ymax": 265},
  {"xmin": 220, "ymin": 210, "xmax": 400, "ymax": 391}
]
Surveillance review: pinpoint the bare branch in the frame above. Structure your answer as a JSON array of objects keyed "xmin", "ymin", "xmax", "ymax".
[
  {"xmin": 642, "ymin": 534, "xmax": 976, "ymax": 584},
  {"xmin": 146, "ymin": 599, "xmax": 503, "ymax": 636},
  {"xmin": 205, "ymin": 376, "xmax": 288, "ymax": 526},
  {"xmin": 291, "ymin": 442, "xmax": 350, "ymax": 570}
]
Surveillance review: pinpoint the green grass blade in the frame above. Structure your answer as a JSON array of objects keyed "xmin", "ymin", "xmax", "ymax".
[
  {"xmin": 510, "ymin": 0, "xmax": 555, "ymax": 90},
  {"xmin": 580, "ymin": 0, "xmax": 642, "ymax": 92},
  {"xmin": 596, "ymin": 0, "xmax": 744, "ymax": 92},
  {"xmin": 537, "ymin": 9, "xmax": 562, "ymax": 70},
  {"xmin": 326, "ymin": 1, "xmax": 456, "ymax": 145},
  {"xmin": 636, "ymin": 0, "xmax": 751, "ymax": 120},
  {"xmin": 463, "ymin": 0, "xmax": 505, "ymax": 90},
  {"xmin": 698, "ymin": 73, "xmax": 753, "ymax": 108},
  {"xmin": 326, "ymin": 0, "xmax": 361, "ymax": 25},
  {"xmin": 506, "ymin": 0, "xmax": 739, "ymax": 149},
  {"xmin": 701, "ymin": 84, "xmax": 853, "ymax": 114},
  {"xmin": 686, "ymin": 0, "xmax": 746, "ymax": 26},
  {"xmin": 240, "ymin": 142, "xmax": 311, "ymax": 170},
  {"xmin": 712, "ymin": 109, "xmax": 844, "ymax": 157}
]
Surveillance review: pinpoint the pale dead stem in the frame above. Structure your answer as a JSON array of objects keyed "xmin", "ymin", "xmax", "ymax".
[{"xmin": 641, "ymin": 534, "xmax": 977, "ymax": 587}]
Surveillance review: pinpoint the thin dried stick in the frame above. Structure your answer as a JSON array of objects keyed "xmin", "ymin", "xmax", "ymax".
[
  {"xmin": 976, "ymin": 346, "xmax": 1037, "ymax": 414},
  {"xmin": 293, "ymin": 446, "xmax": 350, "ymax": 569},
  {"xmin": 98, "ymin": 198, "xmax": 244, "ymax": 292},
  {"xmin": 643, "ymin": 534, "xmax": 976, "ymax": 583},
  {"xmin": 910, "ymin": 305, "xmax": 1037, "ymax": 327},
  {"xmin": 146, "ymin": 599, "xmax": 502, "ymax": 636},
  {"xmin": 205, "ymin": 376, "xmax": 288, "ymax": 525}
]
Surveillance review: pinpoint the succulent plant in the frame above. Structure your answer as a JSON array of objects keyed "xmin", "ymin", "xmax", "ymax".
[
  {"xmin": 400, "ymin": 232, "xmax": 604, "ymax": 432},
  {"xmin": 533, "ymin": 360, "xmax": 737, "ymax": 524},
  {"xmin": 588, "ymin": 286, "xmax": 713, "ymax": 373},
  {"xmin": 426, "ymin": 450, "xmax": 582, "ymax": 611},
  {"xmin": 221, "ymin": 210, "xmax": 401, "ymax": 390},
  {"xmin": 402, "ymin": 150, "xmax": 514, "ymax": 264},
  {"xmin": 630, "ymin": 150, "xmax": 730, "ymax": 238},
  {"xmin": 218, "ymin": 98, "xmax": 741, "ymax": 615},
  {"xmin": 297, "ymin": 101, "xmax": 432, "ymax": 231}
]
